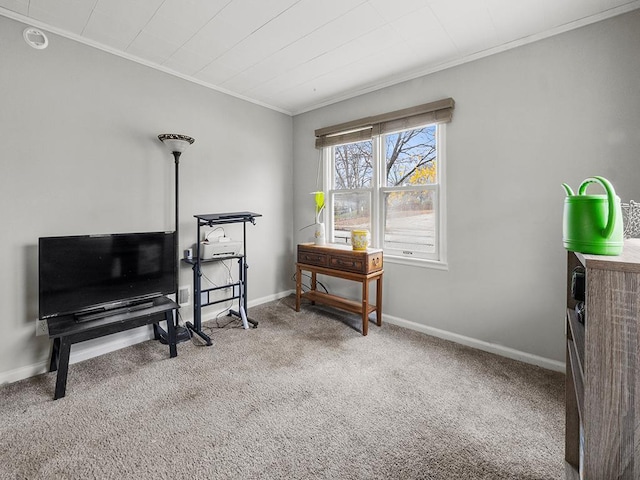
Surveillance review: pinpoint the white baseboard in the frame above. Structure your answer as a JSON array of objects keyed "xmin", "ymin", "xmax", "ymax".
[
  {"xmin": 0, "ymin": 327, "xmax": 155, "ymax": 386},
  {"xmin": 2, "ymin": 291, "xmax": 563, "ymax": 385},
  {"xmin": 383, "ymin": 314, "xmax": 565, "ymax": 372},
  {"xmin": 1, "ymin": 291, "xmax": 295, "ymax": 385},
  {"xmin": 199, "ymin": 289, "xmax": 295, "ymax": 323},
  {"xmin": 248, "ymin": 289, "xmax": 295, "ymax": 308},
  {"xmin": 0, "ymin": 362, "xmax": 49, "ymax": 385},
  {"xmin": 68, "ymin": 328, "xmax": 155, "ymax": 365}
]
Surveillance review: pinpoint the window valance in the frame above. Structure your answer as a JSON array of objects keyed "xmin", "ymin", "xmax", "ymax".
[{"xmin": 315, "ymin": 97, "xmax": 454, "ymax": 149}]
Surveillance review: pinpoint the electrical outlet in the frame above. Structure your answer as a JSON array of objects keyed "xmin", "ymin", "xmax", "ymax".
[
  {"xmin": 178, "ymin": 285, "xmax": 191, "ymax": 307},
  {"xmin": 35, "ymin": 319, "xmax": 49, "ymax": 336}
]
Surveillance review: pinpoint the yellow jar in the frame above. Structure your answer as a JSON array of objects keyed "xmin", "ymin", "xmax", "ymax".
[{"xmin": 351, "ymin": 229, "xmax": 370, "ymax": 251}]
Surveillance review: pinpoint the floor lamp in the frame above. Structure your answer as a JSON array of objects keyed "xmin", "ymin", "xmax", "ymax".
[{"xmin": 158, "ymin": 133, "xmax": 194, "ymax": 343}]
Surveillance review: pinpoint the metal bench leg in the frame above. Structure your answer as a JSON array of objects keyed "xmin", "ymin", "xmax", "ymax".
[
  {"xmin": 53, "ymin": 338, "xmax": 72, "ymax": 400},
  {"xmin": 49, "ymin": 337, "xmax": 61, "ymax": 372},
  {"xmin": 165, "ymin": 310, "xmax": 177, "ymax": 358}
]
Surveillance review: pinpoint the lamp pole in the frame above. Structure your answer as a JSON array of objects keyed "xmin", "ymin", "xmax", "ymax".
[
  {"xmin": 158, "ymin": 134, "xmax": 195, "ymax": 344},
  {"xmin": 172, "ymin": 150, "xmax": 181, "ymax": 296}
]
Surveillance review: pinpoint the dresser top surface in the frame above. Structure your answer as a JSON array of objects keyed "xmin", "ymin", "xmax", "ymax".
[
  {"xmin": 577, "ymin": 239, "xmax": 640, "ymax": 272},
  {"xmin": 298, "ymin": 242, "xmax": 382, "ymax": 255}
]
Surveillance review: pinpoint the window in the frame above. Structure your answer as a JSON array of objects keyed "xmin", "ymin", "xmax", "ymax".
[
  {"xmin": 332, "ymin": 140, "xmax": 373, "ymax": 243},
  {"xmin": 316, "ymin": 99, "xmax": 453, "ymax": 266}
]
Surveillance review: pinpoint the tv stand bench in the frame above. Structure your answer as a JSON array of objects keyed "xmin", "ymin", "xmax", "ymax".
[{"xmin": 47, "ymin": 296, "xmax": 179, "ymax": 400}]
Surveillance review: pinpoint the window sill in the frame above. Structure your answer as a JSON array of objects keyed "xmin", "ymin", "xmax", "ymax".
[{"xmin": 384, "ymin": 254, "xmax": 449, "ymax": 271}]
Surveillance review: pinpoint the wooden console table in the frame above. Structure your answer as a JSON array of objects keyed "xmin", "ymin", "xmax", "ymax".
[
  {"xmin": 47, "ymin": 296, "xmax": 179, "ymax": 400},
  {"xmin": 295, "ymin": 243, "xmax": 383, "ymax": 335}
]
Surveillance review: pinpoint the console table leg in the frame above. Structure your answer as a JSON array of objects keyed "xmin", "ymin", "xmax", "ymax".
[
  {"xmin": 295, "ymin": 264, "xmax": 302, "ymax": 312},
  {"xmin": 54, "ymin": 338, "xmax": 71, "ymax": 400},
  {"xmin": 362, "ymin": 279, "xmax": 369, "ymax": 336},
  {"xmin": 310, "ymin": 272, "xmax": 317, "ymax": 305},
  {"xmin": 376, "ymin": 275, "xmax": 383, "ymax": 326}
]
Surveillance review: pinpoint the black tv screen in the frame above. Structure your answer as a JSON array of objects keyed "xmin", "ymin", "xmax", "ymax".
[{"xmin": 39, "ymin": 232, "xmax": 176, "ymax": 319}]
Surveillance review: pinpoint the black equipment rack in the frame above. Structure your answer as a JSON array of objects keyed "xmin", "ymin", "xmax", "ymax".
[{"xmin": 184, "ymin": 212, "xmax": 261, "ymax": 346}]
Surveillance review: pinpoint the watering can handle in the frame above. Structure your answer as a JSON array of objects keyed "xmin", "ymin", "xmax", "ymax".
[{"xmin": 578, "ymin": 176, "xmax": 617, "ymax": 239}]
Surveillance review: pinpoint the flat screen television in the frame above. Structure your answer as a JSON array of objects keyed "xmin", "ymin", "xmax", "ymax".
[{"xmin": 39, "ymin": 231, "xmax": 176, "ymax": 319}]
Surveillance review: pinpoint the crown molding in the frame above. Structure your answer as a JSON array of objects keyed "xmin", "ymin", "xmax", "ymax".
[
  {"xmin": 3, "ymin": 2, "xmax": 639, "ymax": 117},
  {"xmin": 0, "ymin": 7, "xmax": 292, "ymax": 116},
  {"xmin": 290, "ymin": 1, "xmax": 640, "ymax": 115}
]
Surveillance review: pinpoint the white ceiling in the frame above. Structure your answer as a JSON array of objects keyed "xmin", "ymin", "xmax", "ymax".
[{"xmin": 2, "ymin": 0, "xmax": 639, "ymax": 115}]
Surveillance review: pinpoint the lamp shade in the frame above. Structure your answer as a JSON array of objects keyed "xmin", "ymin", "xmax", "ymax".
[{"xmin": 158, "ymin": 134, "xmax": 194, "ymax": 153}]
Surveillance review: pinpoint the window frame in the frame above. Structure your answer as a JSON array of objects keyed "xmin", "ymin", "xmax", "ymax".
[{"xmin": 324, "ymin": 124, "xmax": 447, "ymax": 270}]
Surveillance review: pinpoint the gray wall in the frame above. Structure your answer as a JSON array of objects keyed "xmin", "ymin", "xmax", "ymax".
[
  {"xmin": 0, "ymin": 15, "xmax": 293, "ymax": 381},
  {"xmin": 293, "ymin": 10, "xmax": 640, "ymax": 364},
  {"xmin": 2, "ymin": 9, "xmax": 639, "ymax": 382}
]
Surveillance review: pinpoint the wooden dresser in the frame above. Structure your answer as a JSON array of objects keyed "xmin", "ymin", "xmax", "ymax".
[
  {"xmin": 295, "ymin": 243, "xmax": 383, "ymax": 335},
  {"xmin": 565, "ymin": 239, "xmax": 640, "ymax": 478}
]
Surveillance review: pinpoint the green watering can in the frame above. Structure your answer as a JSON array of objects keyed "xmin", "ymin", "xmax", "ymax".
[{"xmin": 562, "ymin": 176, "xmax": 623, "ymax": 255}]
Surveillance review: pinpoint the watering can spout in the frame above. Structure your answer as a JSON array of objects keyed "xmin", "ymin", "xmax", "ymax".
[{"xmin": 562, "ymin": 183, "xmax": 574, "ymax": 196}]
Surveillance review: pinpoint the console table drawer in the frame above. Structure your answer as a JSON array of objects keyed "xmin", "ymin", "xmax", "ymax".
[
  {"xmin": 328, "ymin": 252, "xmax": 382, "ymax": 274},
  {"xmin": 328, "ymin": 253, "xmax": 363, "ymax": 272},
  {"xmin": 297, "ymin": 249, "xmax": 328, "ymax": 267},
  {"xmin": 297, "ymin": 243, "xmax": 383, "ymax": 274}
]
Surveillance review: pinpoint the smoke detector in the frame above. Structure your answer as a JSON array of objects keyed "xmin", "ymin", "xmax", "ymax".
[{"xmin": 23, "ymin": 27, "xmax": 48, "ymax": 50}]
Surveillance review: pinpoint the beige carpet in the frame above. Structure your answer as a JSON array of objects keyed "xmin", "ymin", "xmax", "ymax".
[{"xmin": 0, "ymin": 296, "xmax": 564, "ymax": 479}]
